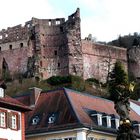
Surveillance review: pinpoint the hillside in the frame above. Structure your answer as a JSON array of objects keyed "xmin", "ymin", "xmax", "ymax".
[{"xmin": 5, "ymin": 76, "xmax": 107, "ymax": 98}]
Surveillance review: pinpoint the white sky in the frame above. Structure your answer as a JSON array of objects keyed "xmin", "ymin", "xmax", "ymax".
[{"xmin": 0, "ymin": 0, "xmax": 140, "ymax": 42}]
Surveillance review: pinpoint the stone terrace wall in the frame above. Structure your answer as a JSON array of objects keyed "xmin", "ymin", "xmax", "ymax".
[{"xmin": 82, "ymin": 40, "xmax": 127, "ymax": 82}]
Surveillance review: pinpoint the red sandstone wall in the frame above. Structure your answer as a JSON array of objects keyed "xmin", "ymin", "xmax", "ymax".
[
  {"xmin": 0, "ymin": 46, "xmax": 28, "ymax": 76},
  {"xmin": 82, "ymin": 40, "xmax": 127, "ymax": 82},
  {"xmin": 33, "ymin": 20, "xmax": 69, "ymax": 79}
]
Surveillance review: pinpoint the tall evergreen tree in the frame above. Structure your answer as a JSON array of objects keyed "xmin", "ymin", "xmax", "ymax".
[{"xmin": 108, "ymin": 60, "xmax": 128, "ymax": 101}]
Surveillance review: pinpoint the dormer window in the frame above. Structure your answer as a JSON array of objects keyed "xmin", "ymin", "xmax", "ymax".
[
  {"xmin": 97, "ymin": 113, "xmax": 102, "ymax": 126},
  {"xmin": 115, "ymin": 118, "xmax": 120, "ymax": 129},
  {"xmin": 91, "ymin": 112, "xmax": 102, "ymax": 126},
  {"xmin": 106, "ymin": 116, "xmax": 111, "ymax": 128},
  {"xmin": 133, "ymin": 122, "xmax": 140, "ymax": 134},
  {"xmin": 111, "ymin": 115, "xmax": 120, "ymax": 129},
  {"xmin": 48, "ymin": 114, "xmax": 56, "ymax": 124},
  {"xmin": 32, "ymin": 116, "xmax": 40, "ymax": 125},
  {"xmin": 102, "ymin": 115, "xmax": 111, "ymax": 128}
]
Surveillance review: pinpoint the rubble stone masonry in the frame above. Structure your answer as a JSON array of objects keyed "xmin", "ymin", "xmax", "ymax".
[{"xmin": 0, "ymin": 8, "xmax": 128, "ymax": 82}]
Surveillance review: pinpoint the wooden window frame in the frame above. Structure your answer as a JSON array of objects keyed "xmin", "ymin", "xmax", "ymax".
[
  {"xmin": 9, "ymin": 111, "xmax": 20, "ymax": 131},
  {"xmin": 0, "ymin": 109, "xmax": 7, "ymax": 129}
]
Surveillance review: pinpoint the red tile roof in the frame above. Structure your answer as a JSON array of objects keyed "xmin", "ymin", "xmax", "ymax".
[
  {"xmin": 66, "ymin": 89, "xmax": 140, "ymax": 123},
  {"xmin": 131, "ymin": 99, "xmax": 140, "ymax": 106},
  {"xmin": 15, "ymin": 88, "xmax": 140, "ymax": 135},
  {"xmin": 23, "ymin": 89, "xmax": 78, "ymax": 133},
  {"xmin": 0, "ymin": 95, "xmax": 31, "ymax": 112}
]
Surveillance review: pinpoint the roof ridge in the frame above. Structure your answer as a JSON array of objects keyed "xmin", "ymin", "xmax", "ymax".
[
  {"xmin": 63, "ymin": 88, "xmax": 81, "ymax": 124},
  {"xmin": 64, "ymin": 88, "xmax": 113, "ymax": 103}
]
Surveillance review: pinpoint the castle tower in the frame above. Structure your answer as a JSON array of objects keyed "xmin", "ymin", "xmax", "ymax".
[{"xmin": 66, "ymin": 8, "xmax": 83, "ymax": 76}]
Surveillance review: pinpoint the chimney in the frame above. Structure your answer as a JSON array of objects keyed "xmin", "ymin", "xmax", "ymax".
[
  {"xmin": 29, "ymin": 87, "xmax": 42, "ymax": 107},
  {"xmin": 0, "ymin": 80, "xmax": 6, "ymax": 98}
]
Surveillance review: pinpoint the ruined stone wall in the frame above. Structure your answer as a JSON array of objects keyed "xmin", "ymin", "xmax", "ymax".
[
  {"xmin": 65, "ymin": 8, "xmax": 83, "ymax": 77},
  {"xmin": 82, "ymin": 40, "xmax": 127, "ymax": 82},
  {"xmin": 0, "ymin": 24, "xmax": 30, "ymax": 78},
  {"xmin": 0, "ymin": 8, "xmax": 129, "ymax": 82},
  {"xmin": 30, "ymin": 17, "xmax": 69, "ymax": 79},
  {"xmin": 128, "ymin": 46, "xmax": 140, "ymax": 79}
]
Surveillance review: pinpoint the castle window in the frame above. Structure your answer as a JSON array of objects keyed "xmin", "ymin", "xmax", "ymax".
[
  {"xmin": 54, "ymin": 50, "xmax": 57, "ymax": 56},
  {"xmin": 20, "ymin": 43, "xmax": 23, "ymax": 48},
  {"xmin": 60, "ymin": 26, "xmax": 64, "ymax": 32},
  {"xmin": 40, "ymin": 61, "xmax": 43, "ymax": 67},
  {"xmin": 0, "ymin": 47, "xmax": 1, "ymax": 52},
  {"xmin": 56, "ymin": 20, "xmax": 60, "ymax": 25},
  {"xmin": 0, "ymin": 35, "xmax": 2, "ymax": 39},
  {"xmin": 9, "ymin": 45, "xmax": 12, "ymax": 50},
  {"xmin": 49, "ymin": 21, "xmax": 51, "ymax": 26},
  {"xmin": 5, "ymin": 34, "xmax": 8, "ymax": 38},
  {"xmin": 58, "ymin": 63, "xmax": 60, "ymax": 68}
]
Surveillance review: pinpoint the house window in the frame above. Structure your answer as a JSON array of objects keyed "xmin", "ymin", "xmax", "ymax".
[
  {"xmin": 12, "ymin": 115, "xmax": 16, "ymax": 129},
  {"xmin": 48, "ymin": 114, "xmax": 56, "ymax": 124},
  {"xmin": 106, "ymin": 116, "xmax": 111, "ymax": 128},
  {"xmin": 64, "ymin": 138, "xmax": 76, "ymax": 140},
  {"xmin": 0, "ymin": 111, "xmax": 6, "ymax": 128},
  {"xmin": 115, "ymin": 118, "xmax": 120, "ymax": 129},
  {"xmin": 49, "ymin": 139, "xmax": 62, "ymax": 140},
  {"xmin": 9, "ymin": 45, "xmax": 12, "ymax": 50},
  {"xmin": 32, "ymin": 116, "xmax": 40, "ymax": 125},
  {"xmin": 97, "ymin": 114, "xmax": 102, "ymax": 126},
  {"xmin": 11, "ymin": 113, "xmax": 18, "ymax": 130},
  {"xmin": 88, "ymin": 137, "xmax": 97, "ymax": 140}
]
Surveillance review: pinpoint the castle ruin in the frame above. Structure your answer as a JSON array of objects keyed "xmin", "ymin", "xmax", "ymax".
[{"xmin": 0, "ymin": 8, "xmax": 128, "ymax": 82}]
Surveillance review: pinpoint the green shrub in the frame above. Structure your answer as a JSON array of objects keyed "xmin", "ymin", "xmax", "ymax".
[
  {"xmin": 71, "ymin": 75, "xmax": 85, "ymax": 91},
  {"xmin": 46, "ymin": 75, "xmax": 71, "ymax": 85},
  {"xmin": 86, "ymin": 78, "xmax": 100, "ymax": 84}
]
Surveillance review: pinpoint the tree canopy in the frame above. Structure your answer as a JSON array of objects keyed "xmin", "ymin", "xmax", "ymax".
[{"xmin": 108, "ymin": 60, "xmax": 128, "ymax": 101}]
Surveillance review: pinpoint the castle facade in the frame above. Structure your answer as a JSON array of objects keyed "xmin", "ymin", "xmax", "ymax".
[{"xmin": 0, "ymin": 8, "xmax": 128, "ymax": 82}]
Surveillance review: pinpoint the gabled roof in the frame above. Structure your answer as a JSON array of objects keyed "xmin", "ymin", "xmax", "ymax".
[
  {"xmin": 131, "ymin": 99, "xmax": 140, "ymax": 106},
  {"xmin": 65, "ymin": 88, "xmax": 140, "ymax": 124},
  {"xmin": 0, "ymin": 95, "xmax": 31, "ymax": 112},
  {"xmin": 15, "ymin": 87, "xmax": 140, "ymax": 135}
]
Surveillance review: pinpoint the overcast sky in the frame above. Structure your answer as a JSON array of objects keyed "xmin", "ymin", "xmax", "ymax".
[{"xmin": 1, "ymin": 0, "xmax": 140, "ymax": 42}]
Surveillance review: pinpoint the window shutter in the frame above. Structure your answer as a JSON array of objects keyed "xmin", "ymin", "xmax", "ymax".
[
  {"xmin": 8, "ymin": 112, "xmax": 12, "ymax": 129},
  {"xmin": 17, "ymin": 114, "xmax": 20, "ymax": 130}
]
